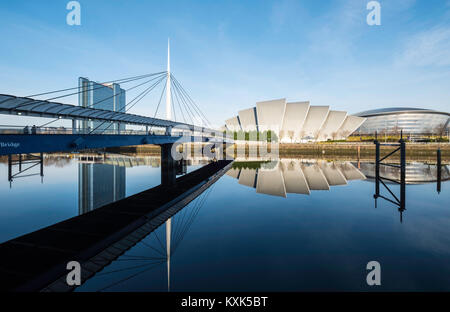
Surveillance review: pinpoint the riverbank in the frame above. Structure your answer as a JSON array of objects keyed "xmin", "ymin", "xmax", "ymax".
[
  {"xmin": 105, "ymin": 143, "xmax": 450, "ymax": 163},
  {"xmin": 277, "ymin": 142, "xmax": 449, "ymax": 160}
]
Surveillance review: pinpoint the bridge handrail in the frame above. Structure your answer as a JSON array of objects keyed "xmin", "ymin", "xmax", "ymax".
[{"xmin": 0, "ymin": 125, "xmax": 231, "ymax": 141}]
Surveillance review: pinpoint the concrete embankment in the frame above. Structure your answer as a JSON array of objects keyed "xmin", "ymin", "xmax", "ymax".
[
  {"xmin": 277, "ymin": 143, "xmax": 449, "ymax": 162},
  {"xmin": 104, "ymin": 143, "xmax": 450, "ymax": 163}
]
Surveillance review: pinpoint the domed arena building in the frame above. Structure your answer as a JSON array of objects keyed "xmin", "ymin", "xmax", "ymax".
[{"xmin": 354, "ymin": 108, "xmax": 450, "ymax": 136}]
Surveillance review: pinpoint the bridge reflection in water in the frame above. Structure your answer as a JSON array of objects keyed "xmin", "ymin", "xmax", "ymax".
[
  {"xmin": 75, "ymin": 154, "xmax": 214, "ymax": 291},
  {"xmin": 0, "ymin": 152, "xmax": 447, "ymax": 291},
  {"xmin": 0, "ymin": 151, "xmax": 232, "ymax": 292}
]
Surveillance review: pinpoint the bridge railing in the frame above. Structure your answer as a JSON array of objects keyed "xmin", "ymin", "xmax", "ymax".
[{"xmin": 0, "ymin": 125, "xmax": 226, "ymax": 140}]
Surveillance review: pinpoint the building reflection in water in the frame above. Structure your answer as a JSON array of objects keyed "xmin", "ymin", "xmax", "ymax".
[
  {"xmin": 78, "ymin": 163, "xmax": 126, "ymax": 214},
  {"xmin": 76, "ymin": 153, "xmax": 212, "ymax": 215},
  {"xmin": 357, "ymin": 162, "xmax": 450, "ymax": 184},
  {"xmin": 227, "ymin": 159, "xmax": 367, "ymax": 197}
]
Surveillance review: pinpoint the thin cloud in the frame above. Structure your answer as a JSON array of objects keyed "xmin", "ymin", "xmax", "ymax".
[{"xmin": 397, "ymin": 25, "xmax": 450, "ymax": 67}]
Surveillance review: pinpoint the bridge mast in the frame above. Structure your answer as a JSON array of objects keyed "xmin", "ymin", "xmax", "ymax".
[
  {"xmin": 165, "ymin": 39, "xmax": 172, "ymax": 292},
  {"xmin": 163, "ymin": 38, "xmax": 175, "ymax": 291},
  {"xmin": 166, "ymin": 38, "xmax": 172, "ymax": 121}
]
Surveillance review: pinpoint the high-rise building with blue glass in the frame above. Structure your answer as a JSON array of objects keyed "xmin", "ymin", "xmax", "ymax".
[{"xmin": 78, "ymin": 77, "xmax": 126, "ymax": 133}]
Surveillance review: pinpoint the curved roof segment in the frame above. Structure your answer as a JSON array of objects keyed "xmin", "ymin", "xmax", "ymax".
[
  {"xmin": 355, "ymin": 107, "xmax": 450, "ymax": 134},
  {"xmin": 256, "ymin": 99, "xmax": 286, "ymax": 133},
  {"xmin": 281, "ymin": 101, "xmax": 310, "ymax": 140},
  {"xmin": 225, "ymin": 116, "xmax": 241, "ymax": 132},
  {"xmin": 225, "ymin": 99, "xmax": 365, "ymax": 142},
  {"xmin": 356, "ymin": 107, "xmax": 450, "ymax": 117},
  {"xmin": 317, "ymin": 111, "xmax": 347, "ymax": 141},
  {"xmin": 301, "ymin": 106, "xmax": 330, "ymax": 139},
  {"xmin": 238, "ymin": 108, "xmax": 258, "ymax": 132},
  {"xmin": 337, "ymin": 116, "xmax": 367, "ymax": 139}
]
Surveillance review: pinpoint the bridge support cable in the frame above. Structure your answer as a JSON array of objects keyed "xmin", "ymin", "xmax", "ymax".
[
  {"xmin": 171, "ymin": 75, "xmax": 213, "ymax": 131},
  {"xmin": 34, "ymin": 72, "xmax": 166, "ymax": 114},
  {"xmin": 91, "ymin": 75, "xmax": 168, "ymax": 135},
  {"xmin": 170, "ymin": 78, "xmax": 197, "ymax": 126},
  {"xmin": 93, "ymin": 183, "xmax": 214, "ymax": 291},
  {"xmin": 170, "ymin": 185, "xmax": 214, "ymax": 255},
  {"xmin": 85, "ymin": 72, "xmax": 167, "ymax": 112},
  {"xmin": 171, "ymin": 75, "xmax": 207, "ymax": 124},
  {"xmin": 171, "ymin": 74, "xmax": 212, "ymax": 128},
  {"xmin": 33, "ymin": 73, "xmax": 166, "ymax": 130},
  {"xmin": 172, "ymin": 80, "xmax": 193, "ymax": 125},
  {"xmin": 22, "ymin": 72, "xmax": 165, "ymax": 99},
  {"xmin": 39, "ymin": 117, "xmax": 62, "ymax": 128},
  {"xmin": 170, "ymin": 87, "xmax": 177, "ymax": 122},
  {"xmin": 147, "ymin": 81, "xmax": 167, "ymax": 134},
  {"xmin": 96, "ymin": 260, "xmax": 166, "ymax": 292},
  {"xmin": 171, "ymin": 81, "xmax": 187, "ymax": 124},
  {"xmin": 172, "ymin": 79, "xmax": 203, "ymax": 126},
  {"xmin": 2, "ymin": 72, "xmax": 166, "ymax": 111}
]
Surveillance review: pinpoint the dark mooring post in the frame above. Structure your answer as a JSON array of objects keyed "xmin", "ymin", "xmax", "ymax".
[
  {"xmin": 18, "ymin": 154, "xmax": 22, "ymax": 171},
  {"xmin": 399, "ymin": 131, "xmax": 406, "ymax": 221},
  {"xmin": 161, "ymin": 144, "xmax": 176, "ymax": 186},
  {"xmin": 40, "ymin": 153, "xmax": 44, "ymax": 183},
  {"xmin": 7, "ymin": 155, "xmax": 12, "ymax": 183},
  {"xmin": 437, "ymin": 148, "xmax": 442, "ymax": 194},
  {"xmin": 374, "ymin": 132, "xmax": 380, "ymax": 200}
]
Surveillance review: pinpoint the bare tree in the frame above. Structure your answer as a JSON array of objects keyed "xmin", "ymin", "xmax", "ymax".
[
  {"xmin": 331, "ymin": 131, "xmax": 338, "ymax": 141},
  {"xmin": 299, "ymin": 130, "xmax": 306, "ymax": 142},
  {"xmin": 288, "ymin": 130, "xmax": 295, "ymax": 143},
  {"xmin": 392, "ymin": 124, "xmax": 400, "ymax": 137},
  {"xmin": 433, "ymin": 122, "xmax": 447, "ymax": 138}
]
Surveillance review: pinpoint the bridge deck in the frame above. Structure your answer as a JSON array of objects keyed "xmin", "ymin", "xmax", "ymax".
[
  {"xmin": 0, "ymin": 133, "xmax": 232, "ymax": 155},
  {"xmin": 0, "ymin": 160, "xmax": 233, "ymax": 292}
]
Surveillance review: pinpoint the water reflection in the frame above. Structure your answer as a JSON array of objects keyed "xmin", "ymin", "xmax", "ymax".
[
  {"xmin": 358, "ymin": 162, "xmax": 450, "ymax": 184},
  {"xmin": 227, "ymin": 159, "xmax": 366, "ymax": 197},
  {"xmin": 1, "ymin": 152, "xmax": 448, "ymax": 291},
  {"xmin": 78, "ymin": 163, "xmax": 126, "ymax": 214},
  {"xmin": 75, "ymin": 153, "xmax": 210, "ymax": 214}
]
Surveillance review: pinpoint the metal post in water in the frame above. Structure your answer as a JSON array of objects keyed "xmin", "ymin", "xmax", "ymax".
[
  {"xmin": 374, "ymin": 132, "xmax": 380, "ymax": 199},
  {"xmin": 40, "ymin": 153, "xmax": 44, "ymax": 183},
  {"xmin": 399, "ymin": 132, "xmax": 406, "ymax": 218},
  {"xmin": 437, "ymin": 148, "xmax": 441, "ymax": 194},
  {"xmin": 18, "ymin": 154, "xmax": 22, "ymax": 171},
  {"xmin": 8, "ymin": 154, "xmax": 12, "ymax": 183}
]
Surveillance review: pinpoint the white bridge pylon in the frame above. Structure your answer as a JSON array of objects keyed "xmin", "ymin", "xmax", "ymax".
[
  {"xmin": 166, "ymin": 38, "xmax": 172, "ymax": 121},
  {"xmin": 166, "ymin": 38, "xmax": 172, "ymax": 292}
]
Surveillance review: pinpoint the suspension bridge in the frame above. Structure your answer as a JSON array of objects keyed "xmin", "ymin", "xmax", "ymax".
[
  {"xmin": 0, "ymin": 43, "xmax": 232, "ymax": 157},
  {"xmin": 0, "ymin": 42, "xmax": 235, "ymax": 291}
]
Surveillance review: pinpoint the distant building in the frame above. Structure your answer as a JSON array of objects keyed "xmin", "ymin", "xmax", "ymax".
[
  {"xmin": 355, "ymin": 108, "xmax": 450, "ymax": 136},
  {"xmin": 224, "ymin": 99, "xmax": 366, "ymax": 142},
  {"xmin": 78, "ymin": 77, "xmax": 126, "ymax": 133}
]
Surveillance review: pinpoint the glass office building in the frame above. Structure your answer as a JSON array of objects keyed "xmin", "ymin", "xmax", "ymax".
[
  {"xmin": 78, "ymin": 77, "xmax": 126, "ymax": 133},
  {"xmin": 355, "ymin": 108, "xmax": 450, "ymax": 135}
]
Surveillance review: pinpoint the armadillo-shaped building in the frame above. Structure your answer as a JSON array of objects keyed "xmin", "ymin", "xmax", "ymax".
[{"xmin": 224, "ymin": 99, "xmax": 366, "ymax": 142}]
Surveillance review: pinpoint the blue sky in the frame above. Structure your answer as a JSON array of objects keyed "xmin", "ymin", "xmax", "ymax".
[{"xmin": 0, "ymin": 0, "xmax": 449, "ymax": 126}]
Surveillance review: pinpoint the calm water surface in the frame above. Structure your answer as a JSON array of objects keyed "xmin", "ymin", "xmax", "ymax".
[{"xmin": 0, "ymin": 154, "xmax": 449, "ymax": 291}]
